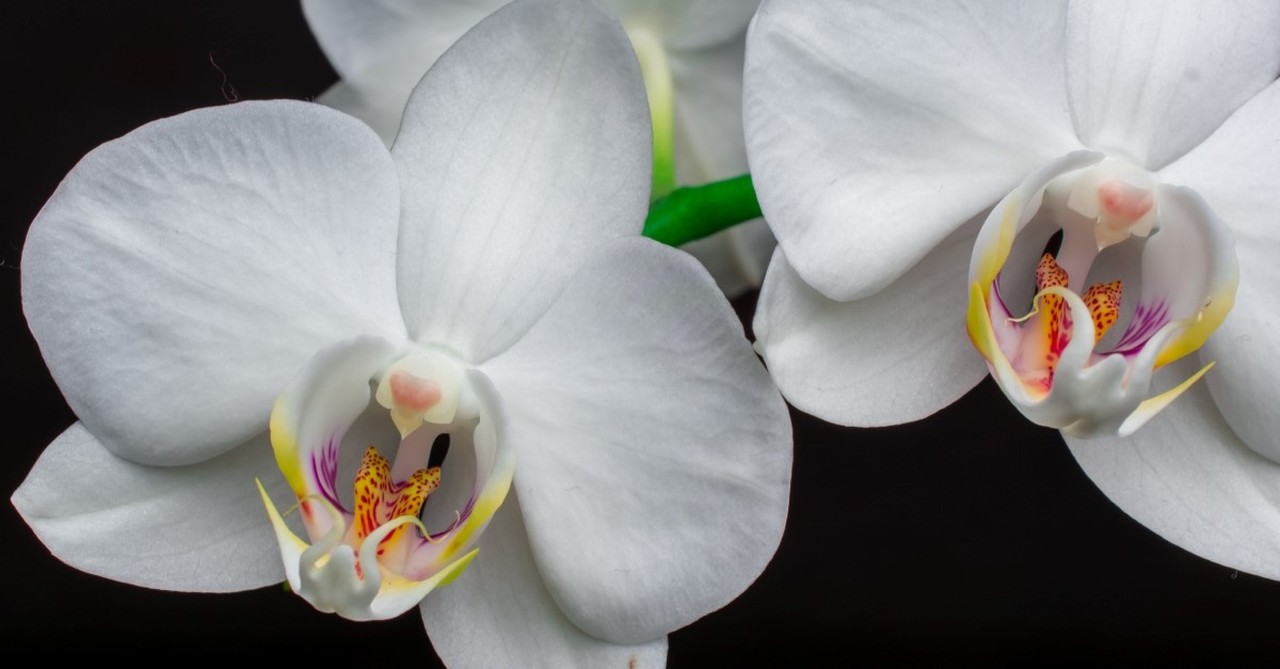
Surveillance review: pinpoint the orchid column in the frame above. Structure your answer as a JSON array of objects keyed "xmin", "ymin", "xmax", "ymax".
[{"xmin": 745, "ymin": 0, "xmax": 1280, "ymax": 579}]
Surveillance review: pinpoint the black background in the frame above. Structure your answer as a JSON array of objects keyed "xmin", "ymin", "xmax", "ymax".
[{"xmin": 4, "ymin": 3, "xmax": 1279, "ymax": 665}]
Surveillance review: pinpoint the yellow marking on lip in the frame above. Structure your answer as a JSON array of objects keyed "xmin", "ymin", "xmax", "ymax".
[
  {"xmin": 269, "ymin": 397, "xmax": 308, "ymax": 498},
  {"xmin": 354, "ymin": 447, "xmax": 391, "ymax": 540},
  {"xmin": 1155, "ymin": 278, "xmax": 1238, "ymax": 369},
  {"xmin": 1035, "ymin": 253, "xmax": 1071, "ymax": 375},
  {"xmin": 974, "ymin": 196, "xmax": 1021, "ymax": 290}
]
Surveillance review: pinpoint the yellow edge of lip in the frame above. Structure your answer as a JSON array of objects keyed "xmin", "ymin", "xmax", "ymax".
[{"xmin": 1154, "ymin": 280, "xmax": 1238, "ymax": 369}]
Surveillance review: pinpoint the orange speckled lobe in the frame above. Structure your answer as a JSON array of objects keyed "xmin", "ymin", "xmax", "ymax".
[
  {"xmin": 389, "ymin": 370, "xmax": 443, "ymax": 412},
  {"xmin": 379, "ymin": 466, "xmax": 441, "ymax": 551},
  {"xmin": 1082, "ymin": 280, "xmax": 1124, "ymax": 343},
  {"xmin": 1098, "ymin": 180, "xmax": 1153, "ymax": 226},
  {"xmin": 353, "ymin": 445, "xmax": 442, "ymax": 555},
  {"xmin": 1035, "ymin": 253, "xmax": 1069, "ymax": 291},
  {"xmin": 392, "ymin": 467, "xmax": 442, "ymax": 519},
  {"xmin": 354, "ymin": 447, "xmax": 392, "ymax": 540},
  {"xmin": 1035, "ymin": 253, "xmax": 1071, "ymax": 375}
]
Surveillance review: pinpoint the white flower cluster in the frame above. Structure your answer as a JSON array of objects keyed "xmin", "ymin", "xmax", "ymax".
[{"xmin": 12, "ymin": 0, "xmax": 1279, "ymax": 666}]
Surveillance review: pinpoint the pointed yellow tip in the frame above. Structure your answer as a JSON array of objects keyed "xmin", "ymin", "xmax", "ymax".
[
  {"xmin": 1119, "ymin": 360, "xmax": 1215, "ymax": 437},
  {"xmin": 437, "ymin": 548, "xmax": 480, "ymax": 588}
]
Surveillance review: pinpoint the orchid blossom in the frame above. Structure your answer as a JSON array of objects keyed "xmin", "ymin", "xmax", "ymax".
[
  {"xmin": 745, "ymin": 0, "xmax": 1280, "ymax": 579},
  {"xmin": 301, "ymin": 0, "xmax": 776, "ymax": 296},
  {"xmin": 13, "ymin": 0, "xmax": 791, "ymax": 664}
]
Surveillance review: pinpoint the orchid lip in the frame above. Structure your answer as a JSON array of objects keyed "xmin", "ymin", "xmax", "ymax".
[
  {"xmin": 259, "ymin": 336, "xmax": 514, "ymax": 621},
  {"xmin": 966, "ymin": 152, "xmax": 1239, "ymax": 438}
]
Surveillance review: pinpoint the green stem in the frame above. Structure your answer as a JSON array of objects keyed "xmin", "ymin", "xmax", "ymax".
[{"xmin": 643, "ymin": 174, "xmax": 761, "ymax": 247}]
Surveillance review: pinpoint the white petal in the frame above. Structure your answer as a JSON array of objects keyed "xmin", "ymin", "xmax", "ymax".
[
  {"xmin": 1159, "ymin": 80, "xmax": 1280, "ymax": 461},
  {"xmin": 745, "ymin": 0, "xmax": 1081, "ymax": 302},
  {"xmin": 422, "ymin": 499, "xmax": 668, "ymax": 669},
  {"xmin": 680, "ymin": 218, "xmax": 775, "ymax": 298},
  {"xmin": 21, "ymin": 101, "xmax": 406, "ymax": 466},
  {"xmin": 1064, "ymin": 357, "xmax": 1280, "ymax": 581},
  {"xmin": 12, "ymin": 423, "xmax": 292, "ymax": 592},
  {"xmin": 756, "ymin": 220, "xmax": 989, "ymax": 427},
  {"xmin": 392, "ymin": 0, "xmax": 651, "ymax": 362},
  {"xmin": 669, "ymin": 30, "xmax": 749, "ymax": 184},
  {"xmin": 304, "ymin": 0, "xmax": 508, "ymax": 146},
  {"xmin": 1065, "ymin": 0, "xmax": 1280, "ymax": 170},
  {"xmin": 611, "ymin": 0, "xmax": 760, "ymax": 50},
  {"xmin": 302, "ymin": 0, "xmax": 503, "ymax": 79},
  {"xmin": 314, "ymin": 76, "xmax": 406, "ymax": 147},
  {"xmin": 1199, "ymin": 275, "xmax": 1279, "ymax": 462},
  {"xmin": 480, "ymin": 237, "xmax": 791, "ymax": 643}
]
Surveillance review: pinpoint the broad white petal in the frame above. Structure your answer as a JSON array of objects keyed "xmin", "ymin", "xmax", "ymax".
[
  {"xmin": 727, "ymin": 216, "xmax": 779, "ymax": 289},
  {"xmin": 314, "ymin": 75, "xmax": 407, "ymax": 147},
  {"xmin": 611, "ymin": 0, "xmax": 760, "ymax": 50},
  {"xmin": 1065, "ymin": 357, "xmax": 1280, "ymax": 581},
  {"xmin": 21, "ymin": 101, "xmax": 406, "ymax": 465},
  {"xmin": 669, "ymin": 31, "xmax": 748, "ymax": 184},
  {"xmin": 393, "ymin": 0, "xmax": 651, "ymax": 362},
  {"xmin": 1065, "ymin": 0, "xmax": 1280, "ymax": 170},
  {"xmin": 680, "ymin": 218, "xmax": 775, "ymax": 297},
  {"xmin": 305, "ymin": 0, "xmax": 508, "ymax": 146},
  {"xmin": 756, "ymin": 219, "xmax": 989, "ymax": 427},
  {"xmin": 302, "ymin": 0, "xmax": 503, "ymax": 79},
  {"xmin": 12, "ymin": 423, "xmax": 291, "ymax": 592},
  {"xmin": 1199, "ymin": 272, "xmax": 1279, "ymax": 462},
  {"xmin": 1160, "ymin": 80, "xmax": 1280, "ymax": 461},
  {"xmin": 745, "ymin": 0, "xmax": 1081, "ymax": 302},
  {"xmin": 480, "ymin": 237, "xmax": 791, "ymax": 643},
  {"xmin": 422, "ymin": 499, "xmax": 668, "ymax": 669}
]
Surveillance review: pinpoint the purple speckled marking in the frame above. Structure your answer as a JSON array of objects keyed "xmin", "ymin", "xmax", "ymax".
[
  {"xmin": 1105, "ymin": 299, "xmax": 1170, "ymax": 356},
  {"xmin": 309, "ymin": 433, "xmax": 347, "ymax": 513}
]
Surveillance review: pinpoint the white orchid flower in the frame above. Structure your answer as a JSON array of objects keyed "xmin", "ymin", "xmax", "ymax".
[
  {"xmin": 745, "ymin": 0, "xmax": 1280, "ymax": 579},
  {"xmin": 13, "ymin": 0, "xmax": 792, "ymax": 665},
  {"xmin": 301, "ymin": 0, "xmax": 777, "ymax": 297}
]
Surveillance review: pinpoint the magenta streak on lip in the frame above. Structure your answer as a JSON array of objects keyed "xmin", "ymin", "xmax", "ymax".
[
  {"xmin": 1105, "ymin": 299, "xmax": 1170, "ymax": 356},
  {"xmin": 309, "ymin": 434, "xmax": 346, "ymax": 512},
  {"xmin": 991, "ymin": 271, "xmax": 1013, "ymax": 317}
]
